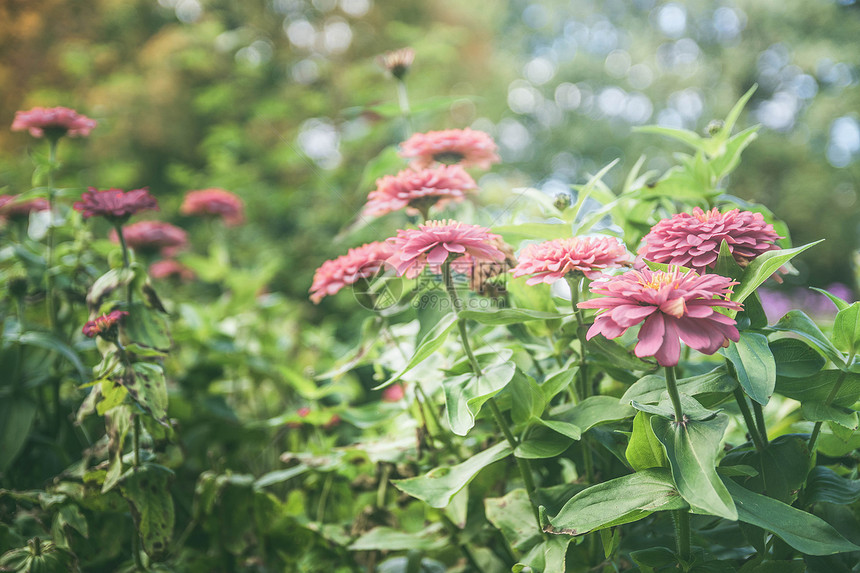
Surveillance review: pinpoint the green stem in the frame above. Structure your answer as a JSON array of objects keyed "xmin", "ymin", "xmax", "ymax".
[
  {"xmin": 672, "ymin": 510, "xmax": 691, "ymax": 564},
  {"xmin": 566, "ymin": 277, "xmax": 590, "ymax": 399},
  {"xmin": 751, "ymin": 402, "xmax": 769, "ymax": 446},
  {"xmin": 133, "ymin": 414, "xmax": 141, "ymax": 468},
  {"xmin": 440, "ymin": 514, "xmax": 482, "ymax": 571},
  {"xmin": 132, "ymin": 528, "xmax": 146, "ymax": 570},
  {"xmin": 416, "ymin": 383, "xmax": 455, "ymax": 452},
  {"xmin": 732, "ymin": 388, "xmax": 766, "ymax": 452},
  {"xmin": 115, "ymin": 223, "xmax": 133, "ymax": 309},
  {"xmin": 664, "ymin": 365, "xmax": 684, "ymax": 424},
  {"xmin": 809, "ymin": 351, "xmax": 855, "ymax": 452},
  {"xmin": 396, "ymin": 79, "xmax": 413, "ymax": 137},
  {"xmin": 45, "ymin": 138, "xmax": 58, "ymax": 331}
]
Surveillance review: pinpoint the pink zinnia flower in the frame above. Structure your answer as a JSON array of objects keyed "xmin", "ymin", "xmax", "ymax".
[
  {"xmin": 111, "ymin": 221, "xmax": 188, "ymax": 256},
  {"xmin": 639, "ymin": 207, "xmax": 782, "ymax": 273},
  {"xmin": 309, "ymin": 241, "xmax": 394, "ymax": 303},
  {"xmin": 511, "ymin": 236, "xmax": 632, "ymax": 285},
  {"xmin": 578, "ymin": 267, "xmax": 743, "ymax": 367},
  {"xmin": 180, "ymin": 188, "xmax": 244, "ymax": 226},
  {"xmin": 74, "ymin": 187, "xmax": 158, "ymax": 222},
  {"xmin": 363, "ymin": 165, "xmax": 477, "ymax": 217},
  {"xmin": 12, "ymin": 106, "xmax": 97, "ymax": 138},
  {"xmin": 387, "ymin": 220, "xmax": 505, "ymax": 279},
  {"xmin": 399, "ymin": 128, "xmax": 500, "ymax": 170},
  {"xmin": 149, "ymin": 259, "xmax": 195, "ymax": 281},
  {"xmin": 0, "ymin": 194, "xmax": 50, "ymax": 221},
  {"xmin": 82, "ymin": 310, "xmax": 128, "ymax": 339}
]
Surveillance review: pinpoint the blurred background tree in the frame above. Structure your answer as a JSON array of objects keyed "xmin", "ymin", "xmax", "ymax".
[{"xmin": 2, "ymin": 0, "xmax": 858, "ymax": 307}]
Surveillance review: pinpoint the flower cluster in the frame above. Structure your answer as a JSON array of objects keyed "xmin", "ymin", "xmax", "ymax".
[
  {"xmin": 363, "ymin": 165, "xmax": 476, "ymax": 218},
  {"xmin": 181, "ymin": 188, "xmax": 244, "ymax": 226},
  {"xmin": 12, "ymin": 106, "xmax": 97, "ymax": 138},
  {"xmin": 579, "ymin": 267, "xmax": 743, "ymax": 367},
  {"xmin": 399, "ymin": 128, "xmax": 500, "ymax": 170},
  {"xmin": 82, "ymin": 310, "xmax": 128, "ymax": 339},
  {"xmin": 74, "ymin": 188, "xmax": 158, "ymax": 222},
  {"xmin": 511, "ymin": 236, "xmax": 631, "ymax": 285},
  {"xmin": 310, "ymin": 241, "xmax": 394, "ymax": 303},
  {"xmin": 639, "ymin": 207, "xmax": 781, "ymax": 273}
]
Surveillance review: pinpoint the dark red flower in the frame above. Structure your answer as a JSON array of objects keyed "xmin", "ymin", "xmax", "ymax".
[
  {"xmin": 74, "ymin": 187, "xmax": 158, "ymax": 222},
  {"xmin": 12, "ymin": 106, "xmax": 97, "ymax": 139},
  {"xmin": 0, "ymin": 194, "xmax": 50, "ymax": 222},
  {"xmin": 180, "ymin": 188, "xmax": 244, "ymax": 226},
  {"xmin": 82, "ymin": 310, "xmax": 128, "ymax": 339},
  {"xmin": 111, "ymin": 221, "xmax": 188, "ymax": 256}
]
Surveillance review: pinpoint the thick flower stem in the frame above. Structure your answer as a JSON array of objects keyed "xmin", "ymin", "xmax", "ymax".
[
  {"xmin": 809, "ymin": 351, "xmax": 855, "ymax": 452},
  {"xmin": 45, "ymin": 138, "xmax": 59, "ymax": 331},
  {"xmin": 115, "ymin": 223, "xmax": 133, "ymax": 309},
  {"xmin": 751, "ymin": 402, "xmax": 769, "ymax": 447},
  {"xmin": 732, "ymin": 388, "xmax": 766, "ymax": 452},
  {"xmin": 672, "ymin": 510, "xmax": 692, "ymax": 564},
  {"xmin": 396, "ymin": 79, "xmax": 413, "ymax": 137},
  {"xmin": 566, "ymin": 276, "xmax": 590, "ymax": 399},
  {"xmin": 664, "ymin": 365, "xmax": 684, "ymax": 424}
]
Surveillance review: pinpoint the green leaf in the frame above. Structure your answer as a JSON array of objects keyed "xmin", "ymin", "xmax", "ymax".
[
  {"xmin": 509, "ymin": 368, "xmax": 546, "ymax": 425},
  {"xmin": 553, "ymin": 395, "xmax": 636, "ymax": 433},
  {"xmin": 802, "ymin": 402, "xmax": 858, "ymax": 430},
  {"xmin": 375, "ymin": 313, "xmax": 457, "ymax": 389},
  {"xmin": 254, "ymin": 465, "xmax": 310, "ymax": 489},
  {"xmin": 513, "ymin": 536, "xmax": 574, "ymax": 573},
  {"xmin": 123, "ymin": 303, "xmax": 170, "ymax": 353},
  {"xmin": 722, "ymin": 332, "xmax": 776, "ymax": 405},
  {"xmin": 530, "ymin": 417, "xmax": 582, "ymax": 441},
  {"xmin": 724, "ymin": 478, "xmax": 860, "ymax": 555},
  {"xmin": 833, "ymin": 302, "xmax": 860, "ymax": 355},
  {"xmin": 348, "ymin": 525, "xmax": 446, "ymax": 551},
  {"xmin": 721, "ymin": 85, "xmax": 758, "ymax": 139},
  {"xmin": 621, "ymin": 365, "xmax": 737, "ymax": 406},
  {"xmin": 715, "ymin": 239, "xmax": 745, "ymax": 280},
  {"xmin": 392, "ymin": 441, "xmax": 512, "ymax": 508},
  {"xmin": 738, "ymin": 561, "xmax": 805, "ymax": 573},
  {"xmin": 119, "ymin": 463, "xmax": 175, "ymax": 561},
  {"xmin": 626, "ymin": 411, "xmax": 669, "ymax": 471},
  {"xmin": 458, "ymin": 308, "xmax": 568, "ymax": 325},
  {"xmin": 775, "ymin": 370, "xmax": 860, "ymax": 407},
  {"xmin": 484, "ymin": 489, "xmax": 543, "ymax": 552},
  {"xmin": 732, "ymin": 241, "xmax": 823, "ymax": 306},
  {"xmin": 586, "ymin": 335, "xmax": 655, "ymax": 371},
  {"xmin": 102, "ymin": 405, "xmax": 132, "ymax": 493},
  {"xmin": 810, "ymin": 287, "xmax": 850, "ymax": 312},
  {"xmin": 634, "ymin": 125, "xmax": 705, "ymax": 152},
  {"xmin": 0, "ymin": 395, "xmax": 37, "ymax": 472},
  {"xmin": 630, "ymin": 547, "xmax": 677, "ymax": 569},
  {"xmin": 804, "ymin": 466, "xmax": 860, "ymax": 505},
  {"xmin": 4, "ymin": 332, "xmax": 88, "ymax": 380},
  {"xmin": 539, "ymin": 367, "xmax": 579, "ymax": 402},
  {"xmin": 86, "ymin": 267, "xmax": 135, "ymax": 310},
  {"xmin": 770, "ymin": 338, "xmax": 826, "ymax": 378},
  {"xmin": 443, "ymin": 361, "xmax": 516, "ymax": 436},
  {"xmin": 651, "ymin": 414, "xmax": 737, "ymax": 519},
  {"xmin": 121, "ymin": 363, "xmax": 169, "ymax": 425},
  {"xmin": 515, "ymin": 425, "xmax": 574, "ymax": 459},
  {"xmin": 709, "ymin": 126, "xmax": 760, "ymax": 180},
  {"xmin": 632, "ymin": 393, "xmax": 719, "ymax": 422},
  {"xmin": 769, "ymin": 311, "xmax": 846, "ymax": 368},
  {"xmin": 545, "ymin": 468, "xmax": 687, "ymax": 535},
  {"xmin": 721, "ymin": 435, "xmax": 812, "ymax": 504},
  {"xmin": 97, "ymin": 377, "xmax": 127, "ymax": 416},
  {"xmin": 492, "ymin": 222, "xmax": 572, "ymax": 244}
]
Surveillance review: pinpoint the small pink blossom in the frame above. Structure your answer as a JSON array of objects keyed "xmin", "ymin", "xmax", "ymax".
[
  {"xmin": 82, "ymin": 310, "xmax": 128, "ymax": 339},
  {"xmin": 363, "ymin": 165, "xmax": 477, "ymax": 217},
  {"xmin": 511, "ymin": 236, "xmax": 632, "ymax": 285},
  {"xmin": 181, "ymin": 188, "xmax": 244, "ymax": 226},
  {"xmin": 387, "ymin": 220, "xmax": 505, "ymax": 279},
  {"xmin": 378, "ymin": 47, "xmax": 415, "ymax": 79},
  {"xmin": 0, "ymin": 194, "xmax": 50, "ymax": 221},
  {"xmin": 399, "ymin": 128, "xmax": 500, "ymax": 170},
  {"xmin": 74, "ymin": 187, "xmax": 158, "ymax": 222},
  {"xmin": 383, "ymin": 384, "xmax": 405, "ymax": 402},
  {"xmin": 111, "ymin": 221, "xmax": 188, "ymax": 256},
  {"xmin": 310, "ymin": 241, "xmax": 394, "ymax": 303},
  {"xmin": 639, "ymin": 207, "xmax": 782, "ymax": 273},
  {"xmin": 578, "ymin": 267, "xmax": 743, "ymax": 367},
  {"xmin": 149, "ymin": 259, "xmax": 195, "ymax": 281},
  {"xmin": 11, "ymin": 106, "xmax": 97, "ymax": 138}
]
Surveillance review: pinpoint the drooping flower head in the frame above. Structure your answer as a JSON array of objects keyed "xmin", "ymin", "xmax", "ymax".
[
  {"xmin": 82, "ymin": 310, "xmax": 128, "ymax": 340},
  {"xmin": 578, "ymin": 267, "xmax": 743, "ymax": 367},
  {"xmin": 12, "ymin": 106, "xmax": 97, "ymax": 139},
  {"xmin": 387, "ymin": 220, "xmax": 506, "ymax": 279},
  {"xmin": 74, "ymin": 187, "xmax": 158, "ymax": 223},
  {"xmin": 111, "ymin": 221, "xmax": 188, "ymax": 256},
  {"xmin": 399, "ymin": 128, "xmax": 500, "ymax": 170},
  {"xmin": 149, "ymin": 259, "xmax": 195, "ymax": 281},
  {"xmin": 511, "ymin": 236, "xmax": 632, "ymax": 285},
  {"xmin": 378, "ymin": 47, "xmax": 415, "ymax": 80},
  {"xmin": 363, "ymin": 165, "xmax": 477, "ymax": 218},
  {"xmin": 639, "ymin": 207, "xmax": 782, "ymax": 273},
  {"xmin": 310, "ymin": 241, "xmax": 394, "ymax": 303},
  {"xmin": 0, "ymin": 194, "xmax": 50, "ymax": 222},
  {"xmin": 180, "ymin": 188, "xmax": 244, "ymax": 226}
]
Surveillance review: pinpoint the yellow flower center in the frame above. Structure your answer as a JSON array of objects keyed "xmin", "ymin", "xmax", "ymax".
[{"xmin": 639, "ymin": 271, "xmax": 678, "ymax": 290}]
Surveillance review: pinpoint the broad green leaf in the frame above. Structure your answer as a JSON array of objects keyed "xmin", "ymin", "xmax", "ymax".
[
  {"xmin": 484, "ymin": 489, "xmax": 543, "ymax": 552},
  {"xmin": 632, "ymin": 393, "xmax": 719, "ymax": 422},
  {"xmin": 737, "ymin": 561, "xmax": 805, "ymax": 573},
  {"xmin": 513, "ymin": 536, "xmax": 574, "ymax": 573},
  {"xmin": 545, "ymin": 468, "xmax": 687, "ymax": 535},
  {"xmin": 539, "ymin": 367, "xmax": 578, "ymax": 402},
  {"xmin": 833, "ymin": 302, "xmax": 860, "ymax": 355},
  {"xmin": 802, "ymin": 402, "xmax": 858, "ymax": 430},
  {"xmin": 515, "ymin": 426, "xmax": 574, "ymax": 459},
  {"xmin": 443, "ymin": 361, "xmax": 516, "ymax": 436},
  {"xmin": 97, "ymin": 377, "xmax": 128, "ymax": 416},
  {"xmin": 376, "ymin": 313, "xmax": 457, "ymax": 389},
  {"xmin": 123, "ymin": 363, "xmax": 169, "ymax": 426},
  {"xmin": 586, "ymin": 335, "xmax": 654, "ymax": 371},
  {"xmin": 123, "ymin": 303, "xmax": 170, "ymax": 353},
  {"xmin": 732, "ymin": 241, "xmax": 823, "ymax": 306},
  {"xmin": 119, "ymin": 463, "xmax": 175, "ymax": 561},
  {"xmin": 724, "ymin": 478, "xmax": 860, "ymax": 555},
  {"xmin": 621, "ymin": 365, "xmax": 737, "ymax": 406},
  {"xmin": 0, "ymin": 395, "xmax": 37, "ymax": 471},
  {"xmin": 775, "ymin": 370, "xmax": 860, "ymax": 407},
  {"xmin": 5, "ymin": 332, "xmax": 88, "ymax": 380},
  {"xmin": 348, "ymin": 525, "xmax": 446, "ymax": 551},
  {"xmin": 458, "ymin": 308, "xmax": 568, "ymax": 325},
  {"xmin": 810, "ymin": 287, "xmax": 850, "ymax": 312},
  {"xmin": 392, "ymin": 441, "xmax": 512, "ymax": 508},
  {"xmin": 509, "ymin": 369, "xmax": 546, "ymax": 425},
  {"xmin": 709, "ymin": 126, "xmax": 760, "ymax": 180},
  {"xmin": 721, "ymin": 84, "xmax": 758, "ymax": 139},
  {"xmin": 634, "ymin": 125, "xmax": 705, "ymax": 152},
  {"xmin": 769, "ymin": 338, "xmax": 826, "ymax": 378},
  {"xmin": 626, "ymin": 411, "xmax": 668, "ymax": 471},
  {"xmin": 804, "ymin": 466, "xmax": 860, "ymax": 505},
  {"xmin": 652, "ymin": 414, "xmax": 737, "ymax": 519},
  {"xmin": 86, "ymin": 267, "xmax": 135, "ymax": 310},
  {"xmin": 254, "ymin": 465, "xmax": 310, "ymax": 489},
  {"xmin": 531, "ymin": 417, "xmax": 582, "ymax": 441},
  {"xmin": 722, "ymin": 332, "xmax": 776, "ymax": 405},
  {"xmin": 102, "ymin": 405, "xmax": 132, "ymax": 493},
  {"xmin": 769, "ymin": 311, "xmax": 846, "ymax": 368},
  {"xmin": 553, "ymin": 395, "xmax": 636, "ymax": 433},
  {"xmin": 721, "ymin": 435, "xmax": 812, "ymax": 504},
  {"xmin": 715, "ymin": 239, "xmax": 744, "ymax": 280},
  {"xmin": 630, "ymin": 547, "xmax": 677, "ymax": 569}
]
